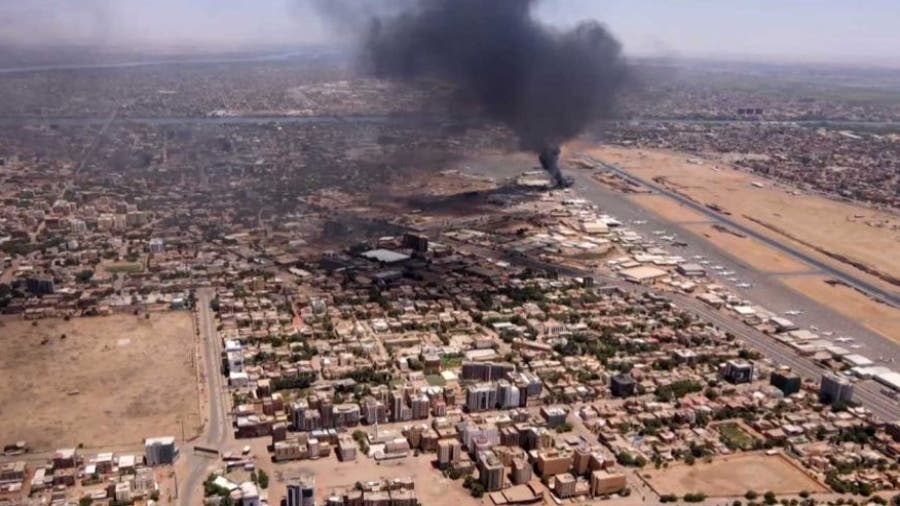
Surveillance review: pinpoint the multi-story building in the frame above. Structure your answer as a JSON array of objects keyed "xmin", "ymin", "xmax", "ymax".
[
  {"xmin": 770, "ymin": 367, "xmax": 802, "ymax": 396},
  {"xmin": 437, "ymin": 439, "xmax": 462, "ymax": 468},
  {"xmin": 333, "ymin": 404, "xmax": 361, "ymax": 428},
  {"xmin": 554, "ymin": 473, "xmax": 577, "ymax": 498},
  {"xmin": 536, "ymin": 448, "xmax": 573, "ymax": 478},
  {"xmin": 461, "ymin": 361, "xmax": 515, "ymax": 382},
  {"xmin": 511, "ymin": 457, "xmax": 532, "ymax": 485},
  {"xmin": 610, "ymin": 374, "xmax": 636, "ymax": 398},
  {"xmin": 496, "ymin": 381, "xmax": 521, "ymax": 409},
  {"xmin": 144, "ymin": 436, "xmax": 178, "ymax": 466},
  {"xmin": 590, "ymin": 470, "xmax": 627, "ymax": 496},
  {"xmin": 477, "ymin": 450, "xmax": 504, "ymax": 492},
  {"xmin": 410, "ymin": 394, "xmax": 430, "ymax": 419},
  {"xmin": 540, "ymin": 406, "xmax": 567, "ymax": 428},
  {"xmin": 820, "ymin": 374, "xmax": 854, "ymax": 404},
  {"xmin": 722, "ymin": 359, "xmax": 755, "ymax": 384},
  {"xmin": 466, "ymin": 383, "xmax": 497, "ymax": 412},
  {"xmin": 286, "ymin": 477, "xmax": 315, "ymax": 506},
  {"xmin": 292, "ymin": 401, "xmax": 321, "ymax": 432}
]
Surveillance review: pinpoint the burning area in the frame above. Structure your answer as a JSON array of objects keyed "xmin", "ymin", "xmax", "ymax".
[{"xmin": 316, "ymin": 0, "xmax": 629, "ymax": 187}]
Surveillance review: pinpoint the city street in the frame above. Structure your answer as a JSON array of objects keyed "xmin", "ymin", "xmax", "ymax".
[{"xmin": 179, "ymin": 289, "xmax": 231, "ymax": 506}]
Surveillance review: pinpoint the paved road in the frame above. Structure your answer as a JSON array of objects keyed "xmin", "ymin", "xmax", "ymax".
[
  {"xmin": 671, "ymin": 294, "xmax": 900, "ymax": 421},
  {"xmin": 587, "ymin": 159, "xmax": 900, "ymax": 308},
  {"xmin": 179, "ymin": 289, "xmax": 229, "ymax": 506}
]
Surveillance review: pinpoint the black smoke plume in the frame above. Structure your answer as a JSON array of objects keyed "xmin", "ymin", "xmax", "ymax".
[{"xmin": 360, "ymin": 0, "xmax": 628, "ymax": 186}]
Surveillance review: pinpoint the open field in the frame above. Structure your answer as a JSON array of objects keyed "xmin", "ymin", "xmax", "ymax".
[
  {"xmin": 684, "ymin": 223, "xmax": 811, "ymax": 274},
  {"xmin": 577, "ymin": 144, "xmax": 900, "ymax": 292},
  {"xmin": 643, "ymin": 452, "xmax": 827, "ymax": 497},
  {"xmin": 626, "ymin": 194, "xmax": 711, "ymax": 224},
  {"xmin": 0, "ymin": 312, "xmax": 200, "ymax": 451},
  {"xmin": 778, "ymin": 275, "xmax": 900, "ymax": 340},
  {"xmin": 264, "ymin": 452, "xmax": 479, "ymax": 506}
]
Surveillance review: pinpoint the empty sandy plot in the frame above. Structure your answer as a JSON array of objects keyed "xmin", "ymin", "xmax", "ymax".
[
  {"xmin": 685, "ymin": 223, "xmax": 811, "ymax": 274},
  {"xmin": 576, "ymin": 144, "xmax": 900, "ymax": 291},
  {"xmin": 265, "ymin": 452, "xmax": 477, "ymax": 506},
  {"xmin": 627, "ymin": 194, "xmax": 711, "ymax": 224},
  {"xmin": 0, "ymin": 312, "xmax": 200, "ymax": 451},
  {"xmin": 644, "ymin": 452, "xmax": 826, "ymax": 497},
  {"xmin": 779, "ymin": 275, "xmax": 900, "ymax": 341}
]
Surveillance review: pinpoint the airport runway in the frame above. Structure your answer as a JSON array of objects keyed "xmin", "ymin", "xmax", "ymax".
[
  {"xmin": 566, "ymin": 166, "xmax": 900, "ymax": 367},
  {"xmin": 589, "ymin": 159, "xmax": 900, "ymax": 307}
]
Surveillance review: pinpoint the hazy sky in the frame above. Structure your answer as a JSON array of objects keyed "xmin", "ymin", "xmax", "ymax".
[{"xmin": 1, "ymin": 0, "xmax": 898, "ymax": 64}]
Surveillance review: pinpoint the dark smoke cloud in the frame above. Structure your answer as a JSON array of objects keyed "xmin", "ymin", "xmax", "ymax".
[
  {"xmin": 314, "ymin": 0, "xmax": 628, "ymax": 185},
  {"xmin": 369, "ymin": 0, "xmax": 626, "ymax": 151}
]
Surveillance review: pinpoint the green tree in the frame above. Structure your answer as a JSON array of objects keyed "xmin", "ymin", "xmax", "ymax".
[{"xmin": 257, "ymin": 469, "xmax": 269, "ymax": 489}]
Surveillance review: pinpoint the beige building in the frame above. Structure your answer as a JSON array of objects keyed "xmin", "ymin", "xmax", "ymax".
[
  {"xmin": 536, "ymin": 448, "xmax": 572, "ymax": 477},
  {"xmin": 591, "ymin": 470, "xmax": 627, "ymax": 496}
]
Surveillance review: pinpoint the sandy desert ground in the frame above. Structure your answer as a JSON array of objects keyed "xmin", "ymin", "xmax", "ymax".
[
  {"xmin": 642, "ymin": 452, "xmax": 827, "ymax": 497},
  {"xmin": 0, "ymin": 312, "xmax": 200, "ymax": 451}
]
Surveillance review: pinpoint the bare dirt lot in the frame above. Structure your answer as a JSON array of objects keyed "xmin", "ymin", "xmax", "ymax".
[
  {"xmin": 643, "ymin": 452, "xmax": 827, "ymax": 497},
  {"xmin": 265, "ymin": 452, "xmax": 481, "ymax": 506},
  {"xmin": 577, "ymin": 144, "xmax": 900, "ymax": 291},
  {"xmin": 0, "ymin": 312, "xmax": 200, "ymax": 451},
  {"xmin": 779, "ymin": 275, "xmax": 900, "ymax": 340}
]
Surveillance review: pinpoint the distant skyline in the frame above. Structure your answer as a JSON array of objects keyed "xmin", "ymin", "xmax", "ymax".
[{"xmin": 1, "ymin": 0, "xmax": 898, "ymax": 65}]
